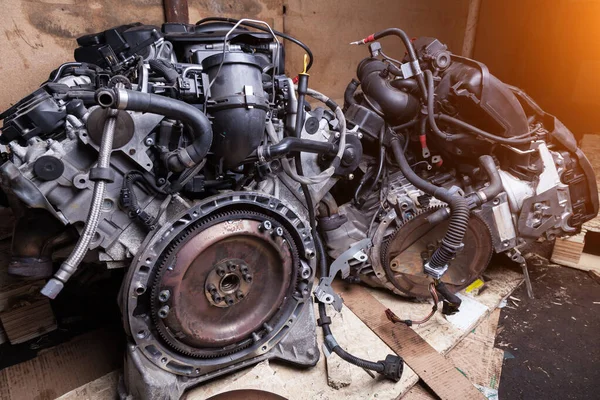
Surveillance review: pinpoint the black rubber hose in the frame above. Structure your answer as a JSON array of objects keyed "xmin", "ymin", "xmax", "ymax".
[
  {"xmin": 344, "ymin": 79, "xmax": 359, "ymax": 109},
  {"xmin": 390, "ymin": 78, "xmax": 419, "ymax": 92},
  {"xmin": 476, "ymin": 155, "xmax": 503, "ymax": 204},
  {"xmin": 389, "ymin": 136, "xmax": 470, "ymax": 274},
  {"xmin": 423, "ymin": 70, "xmax": 469, "ymax": 143},
  {"xmin": 108, "ymin": 89, "xmax": 213, "ymax": 172},
  {"xmin": 392, "ymin": 118, "xmax": 419, "ymax": 132},
  {"xmin": 195, "ymin": 17, "xmax": 314, "ymax": 72},
  {"xmin": 148, "ymin": 59, "xmax": 179, "ymax": 84},
  {"xmin": 259, "ymin": 137, "xmax": 338, "ymax": 160},
  {"xmin": 435, "ymin": 114, "xmax": 535, "ymax": 145},
  {"xmin": 372, "ymin": 28, "xmax": 427, "ymax": 100},
  {"xmin": 365, "ymin": 125, "xmax": 386, "ymax": 195}
]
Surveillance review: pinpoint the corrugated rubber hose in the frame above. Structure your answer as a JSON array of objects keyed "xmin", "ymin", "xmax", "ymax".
[{"xmin": 389, "ymin": 135, "xmax": 470, "ymax": 278}]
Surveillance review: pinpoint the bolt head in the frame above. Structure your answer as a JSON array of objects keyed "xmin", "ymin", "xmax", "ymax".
[
  {"xmin": 216, "ymin": 267, "xmax": 226, "ymax": 277},
  {"xmin": 236, "ymin": 290, "xmax": 245, "ymax": 300},
  {"xmin": 348, "ymin": 174, "xmax": 354, "ymax": 180},
  {"xmin": 158, "ymin": 305, "xmax": 170, "ymax": 318},
  {"xmin": 243, "ymin": 273, "xmax": 253, "ymax": 283},
  {"xmin": 144, "ymin": 137, "xmax": 155, "ymax": 146},
  {"xmin": 158, "ymin": 290, "xmax": 171, "ymax": 302}
]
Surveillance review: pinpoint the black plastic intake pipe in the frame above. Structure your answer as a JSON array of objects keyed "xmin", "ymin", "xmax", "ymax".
[
  {"xmin": 356, "ymin": 58, "xmax": 421, "ymax": 124},
  {"xmin": 389, "ymin": 136, "xmax": 470, "ymax": 278},
  {"xmin": 97, "ymin": 88, "xmax": 213, "ymax": 172},
  {"xmin": 372, "ymin": 28, "xmax": 427, "ymax": 100}
]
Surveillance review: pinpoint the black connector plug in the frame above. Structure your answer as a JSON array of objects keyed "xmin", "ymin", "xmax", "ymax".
[{"xmin": 377, "ymin": 354, "xmax": 404, "ymax": 382}]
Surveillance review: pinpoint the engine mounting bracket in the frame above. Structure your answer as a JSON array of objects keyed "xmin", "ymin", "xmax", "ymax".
[{"xmin": 314, "ymin": 238, "xmax": 372, "ymax": 312}]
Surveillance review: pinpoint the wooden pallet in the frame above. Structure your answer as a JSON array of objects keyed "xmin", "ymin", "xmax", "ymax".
[{"xmin": 51, "ymin": 262, "xmax": 520, "ymax": 400}]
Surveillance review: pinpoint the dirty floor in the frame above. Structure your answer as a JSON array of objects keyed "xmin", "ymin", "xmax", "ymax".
[{"xmin": 496, "ymin": 263, "xmax": 600, "ymax": 400}]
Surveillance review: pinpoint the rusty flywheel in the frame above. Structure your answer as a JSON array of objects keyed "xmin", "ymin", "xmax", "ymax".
[{"xmin": 150, "ymin": 210, "xmax": 300, "ymax": 358}]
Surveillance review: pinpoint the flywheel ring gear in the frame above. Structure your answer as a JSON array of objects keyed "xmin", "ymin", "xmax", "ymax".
[
  {"xmin": 122, "ymin": 192, "xmax": 316, "ymax": 377},
  {"xmin": 371, "ymin": 206, "xmax": 493, "ymax": 298},
  {"xmin": 150, "ymin": 209, "xmax": 300, "ymax": 358}
]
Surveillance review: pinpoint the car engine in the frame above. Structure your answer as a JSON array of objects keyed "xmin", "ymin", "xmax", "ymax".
[
  {"xmin": 0, "ymin": 19, "xmax": 597, "ymax": 399},
  {"xmin": 317, "ymin": 30, "xmax": 599, "ymax": 302}
]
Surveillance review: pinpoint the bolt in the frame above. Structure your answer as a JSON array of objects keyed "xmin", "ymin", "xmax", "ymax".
[
  {"xmin": 259, "ymin": 220, "xmax": 272, "ymax": 231},
  {"xmin": 158, "ymin": 305, "xmax": 170, "ymax": 318},
  {"xmin": 357, "ymin": 132, "xmax": 363, "ymax": 139},
  {"xmin": 224, "ymin": 295, "xmax": 235, "ymax": 306},
  {"xmin": 240, "ymin": 265, "xmax": 249, "ymax": 274},
  {"xmin": 348, "ymin": 174, "xmax": 355, "ymax": 180},
  {"xmin": 228, "ymin": 263, "xmax": 237, "ymax": 271},
  {"xmin": 243, "ymin": 273, "xmax": 253, "ymax": 283},
  {"xmin": 211, "ymin": 292, "xmax": 223, "ymax": 303},
  {"xmin": 207, "ymin": 284, "xmax": 217, "ymax": 294},
  {"xmin": 158, "ymin": 290, "xmax": 170, "ymax": 302},
  {"xmin": 216, "ymin": 266, "xmax": 226, "ymax": 277},
  {"xmin": 236, "ymin": 290, "xmax": 245, "ymax": 300},
  {"xmin": 157, "ymin": 178, "xmax": 166, "ymax": 185},
  {"xmin": 273, "ymin": 227, "xmax": 284, "ymax": 237},
  {"xmin": 335, "ymin": 132, "xmax": 341, "ymax": 139},
  {"xmin": 144, "ymin": 137, "xmax": 155, "ymax": 146}
]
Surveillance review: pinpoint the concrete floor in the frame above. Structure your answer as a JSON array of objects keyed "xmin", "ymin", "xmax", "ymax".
[{"xmin": 497, "ymin": 263, "xmax": 600, "ymax": 400}]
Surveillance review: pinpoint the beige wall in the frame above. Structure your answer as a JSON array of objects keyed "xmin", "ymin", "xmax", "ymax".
[
  {"xmin": 284, "ymin": 0, "xmax": 471, "ymax": 103},
  {"xmin": 0, "ymin": 0, "xmax": 470, "ymax": 112},
  {"xmin": 473, "ymin": 0, "xmax": 600, "ymax": 137}
]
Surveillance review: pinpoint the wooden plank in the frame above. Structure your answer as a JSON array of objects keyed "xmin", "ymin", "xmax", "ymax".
[
  {"xmin": 0, "ymin": 297, "xmax": 56, "ymax": 344},
  {"xmin": 551, "ymin": 232, "xmax": 586, "ymax": 266},
  {"xmin": 446, "ymin": 309, "xmax": 503, "ymax": 391},
  {"xmin": 57, "ymin": 370, "xmax": 121, "ymax": 400},
  {"xmin": 581, "ymin": 134, "xmax": 600, "ymax": 233},
  {"xmin": 333, "ymin": 281, "xmax": 485, "ymax": 400},
  {"xmin": 554, "ymin": 252, "xmax": 600, "ymax": 274},
  {"xmin": 0, "ymin": 329, "xmax": 123, "ymax": 400}
]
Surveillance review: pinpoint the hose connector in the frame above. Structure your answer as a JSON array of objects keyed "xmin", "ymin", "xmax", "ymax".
[{"xmin": 423, "ymin": 261, "xmax": 448, "ymax": 279}]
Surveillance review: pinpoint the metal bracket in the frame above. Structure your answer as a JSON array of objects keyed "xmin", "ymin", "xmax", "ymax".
[
  {"xmin": 400, "ymin": 60, "xmax": 422, "ymax": 79},
  {"xmin": 314, "ymin": 238, "xmax": 372, "ymax": 312}
]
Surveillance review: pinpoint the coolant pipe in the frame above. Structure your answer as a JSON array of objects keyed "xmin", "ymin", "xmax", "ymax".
[
  {"xmin": 255, "ymin": 137, "xmax": 338, "ymax": 161},
  {"xmin": 389, "ymin": 135, "xmax": 470, "ymax": 280},
  {"xmin": 424, "ymin": 70, "xmax": 469, "ymax": 143},
  {"xmin": 474, "ymin": 155, "xmax": 503, "ymax": 204},
  {"xmin": 96, "ymin": 88, "xmax": 213, "ymax": 172},
  {"xmin": 41, "ymin": 110, "xmax": 118, "ymax": 299}
]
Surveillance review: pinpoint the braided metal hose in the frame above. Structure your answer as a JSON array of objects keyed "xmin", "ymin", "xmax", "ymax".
[{"xmin": 41, "ymin": 109, "xmax": 117, "ymax": 299}]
